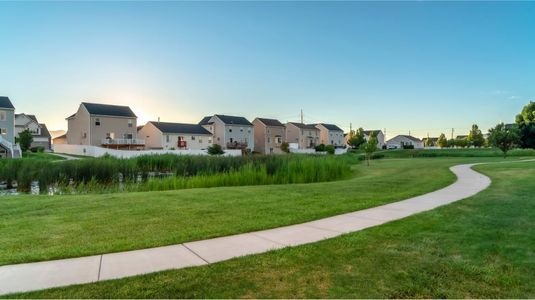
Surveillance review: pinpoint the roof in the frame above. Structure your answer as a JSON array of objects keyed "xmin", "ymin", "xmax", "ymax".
[
  {"xmin": 214, "ymin": 114, "xmax": 252, "ymax": 126},
  {"xmin": 256, "ymin": 118, "xmax": 284, "ymax": 127},
  {"xmin": 288, "ymin": 122, "xmax": 320, "ymax": 130},
  {"xmin": 0, "ymin": 96, "xmax": 15, "ymax": 109},
  {"xmin": 363, "ymin": 130, "xmax": 382, "ymax": 136},
  {"xmin": 53, "ymin": 133, "xmax": 67, "ymax": 140},
  {"xmin": 81, "ymin": 102, "xmax": 136, "ymax": 118},
  {"xmin": 456, "ymin": 135, "xmax": 468, "ymax": 139},
  {"xmin": 37, "ymin": 123, "xmax": 51, "ymax": 138},
  {"xmin": 15, "ymin": 113, "xmax": 38, "ymax": 124},
  {"xmin": 388, "ymin": 135, "xmax": 422, "ymax": 143},
  {"xmin": 423, "ymin": 137, "xmax": 439, "ymax": 142},
  {"xmin": 149, "ymin": 121, "xmax": 212, "ymax": 135},
  {"xmin": 318, "ymin": 123, "xmax": 343, "ymax": 131},
  {"xmin": 198, "ymin": 116, "xmax": 213, "ymax": 125}
]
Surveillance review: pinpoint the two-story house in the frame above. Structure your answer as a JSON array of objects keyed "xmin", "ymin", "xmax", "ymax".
[
  {"xmin": 252, "ymin": 118, "xmax": 286, "ymax": 154},
  {"xmin": 15, "ymin": 114, "xmax": 52, "ymax": 150},
  {"xmin": 66, "ymin": 102, "xmax": 144, "ymax": 150},
  {"xmin": 138, "ymin": 121, "xmax": 212, "ymax": 150},
  {"xmin": 285, "ymin": 122, "xmax": 320, "ymax": 149},
  {"xmin": 363, "ymin": 130, "xmax": 385, "ymax": 148},
  {"xmin": 199, "ymin": 115, "xmax": 254, "ymax": 151},
  {"xmin": 315, "ymin": 123, "xmax": 345, "ymax": 147},
  {"xmin": 0, "ymin": 96, "xmax": 17, "ymax": 158}
]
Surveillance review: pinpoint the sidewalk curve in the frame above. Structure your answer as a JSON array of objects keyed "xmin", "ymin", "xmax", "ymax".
[{"xmin": 0, "ymin": 163, "xmax": 492, "ymax": 295}]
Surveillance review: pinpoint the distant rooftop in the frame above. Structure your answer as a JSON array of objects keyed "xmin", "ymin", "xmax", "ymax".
[
  {"xmin": 317, "ymin": 123, "xmax": 344, "ymax": 131},
  {"xmin": 256, "ymin": 118, "xmax": 284, "ymax": 127},
  {"xmin": 288, "ymin": 122, "xmax": 319, "ymax": 130},
  {"xmin": 148, "ymin": 121, "xmax": 212, "ymax": 135},
  {"xmin": 82, "ymin": 102, "xmax": 136, "ymax": 118}
]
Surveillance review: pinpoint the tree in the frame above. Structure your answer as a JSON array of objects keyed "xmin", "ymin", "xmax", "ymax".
[
  {"xmin": 207, "ymin": 144, "xmax": 224, "ymax": 155},
  {"xmin": 348, "ymin": 128, "xmax": 366, "ymax": 149},
  {"xmin": 315, "ymin": 144, "xmax": 326, "ymax": 152},
  {"xmin": 488, "ymin": 123, "xmax": 520, "ymax": 158},
  {"xmin": 360, "ymin": 133, "xmax": 378, "ymax": 166},
  {"xmin": 455, "ymin": 138, "xmax": 468, "ymax": 148},
  {"xmin": 17, "ymin": 129, "xmax": 33, "ymax": 152},
  {"xmin": 281, "ymin": 142, "xmax": 290, "ymax": 153},
  {"xmin": 515, "ymin": 101, "xmax": 535, "ymax": 149},
  {"xmin": 424, "ymin": 138, "xmax": 434, "ymax": 147},
  {"xmin": 437, "ymin": 133, "xmax": 448, "ymax": 148},
  {"xmin": 447, "ymin": 139, "xmax": 455, "ymax": 148},
  {"xmin": 467, "ymin": 124, "xmax": 485, "ymax": 147},
  {"xmin": 325, "ymin": 144, "xmax": 335, "ymax": 155}
]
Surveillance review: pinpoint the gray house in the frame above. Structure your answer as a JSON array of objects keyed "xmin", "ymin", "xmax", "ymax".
[
  {"xmin": 199, "ymin": 115, "xmax": 254, "ymax": 151},
  {"xmin": 315, "ymin": 123, "xmax": 345, "ymax": 147},
  {"xmin": 0, "ymin": 97, "xmax": 17, "ymax": 158},
  {"xmin": 15, "ymin": 114, "xmax": 52, "ymax": 150}
]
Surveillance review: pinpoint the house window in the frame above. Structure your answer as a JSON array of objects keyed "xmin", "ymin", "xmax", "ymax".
[
  {"xmin": 230, "ymin": 138, "xmax": 234, "ymax": 143},
  {"xmin": 0, "ymin": 128, "xmax": 6, "ymax": 135},
  {"xmin": 267, "ymin": 137, "xmax": 271, "ymax": 143},
  {"xmin": 198, "ymin": 138, "xmax": 202, "ymax": 143},
  {"xmin": 208, "ymin": 138, "xmax": 212, "ymax": 144},
  {"xmin": 123, "ymin": 134, "xmax": 133, "ymax": 139},
  {"xmin": 275, "ymin": 136, "xmax": 282, "ymax": 144},
  {"xmin": 95, "ymin": 118, "xmax": 100, "ymax": 126},
  {"xmin": 248, "ymin": 129, "xmax": 251, "ymax": 133},
  {"xmin": 240, "ymin": 127, "xmax": 243, "ymax": 132},
  {"xmin": 83, "ymin": 132, "xmax": 87, "ymax": 138},
  {"xmin": 191, "ymin": 136, "xmax": 195, "ymax": 141},
  {"xmin": 229, "ymin": 129, "xmax": 233, "ymax": 133},
  {"xmin": 166, "ymin": 135, "xmax": 170, "ymax": 143},
  {"xmin": 0, "ymin": 112, "xmax": 5, "ymax": 121},
  {"xmin": 128, "ymin": 120, "xmax": 133, "ymax": 128}
]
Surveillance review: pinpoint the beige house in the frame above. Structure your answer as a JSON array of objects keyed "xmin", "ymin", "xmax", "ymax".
[
  {"xmin": 363, "ymin": 130, "xmax": 385, "ymax": 149},
  {"xmin": 0, "ymin": 96, "xmax": 18, "ymax": 158},
  {"xmin": 138, "ymin": 121, "xmax": 212, "ymax": 150},
  {"xmin": 315, "ymin": 123, "xmax": 345, "ymax": 147},
  {"xmin": 386, "ymin": 135, "xmax": 424, "ymax": 149},
  {"xmin": 285, "ymin": 122, "xmax": 320, "ymax": 149},
  {"xmin": 66, "ymin": 102, "xmax": 143, "ymax": 149},
  {"xmin": 252, "ymin": 118, "xmax": 286, "ymax": 154},
  {"xmin": 15, "ymin": 114, "xmax": 52, "ymax": 150},
  {"xmin": 199, "ymin": 115, "xmax": 254, "ymax": 151}
]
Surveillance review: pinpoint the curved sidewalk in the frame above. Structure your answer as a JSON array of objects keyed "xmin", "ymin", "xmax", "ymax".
[{"xmin": 0, "ymin": 163, "xmax": 491, "ymax": 295}]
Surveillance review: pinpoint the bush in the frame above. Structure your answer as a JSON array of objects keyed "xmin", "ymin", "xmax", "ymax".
[
  {"xmin": 325, "ymin": 145, "xmax": 335, "ymax": 155},
  {"xmin": 281, "ymin": 142, "xmax": 290, "ymax": 153},
  {"xmin": 207, "ymin": 144, "xmax": 224, "ymax": 155},
  {"xmin": 402, "ymin": 144, "xmax": 415, "ymax": 149},
  {"xmin": 30, "ymin": 146, "xmax": 45, "ymax": 153},
  {"xmin": 315, "ymin": 144, "xmax": 326, "ymax": 152}
]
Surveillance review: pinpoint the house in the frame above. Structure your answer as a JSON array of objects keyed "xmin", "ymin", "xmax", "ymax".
[
  {"xmin": 15, "ymin": 114, "xmax": 52, "ymax": 150},
  {"xmin": 422, "ymin": 137, "xmax": 439, "ymax": 147},
  {"xmin": 253, "ymin": 118, "xmax": 286, "ymax": 154},
  {"xmin": 456, "ymin": 135, "xmax": 468, "ymax": 140},
  {"xmin": 363, "ymin": 130, "xmax": 385, "ymax": 148},
  {"xmin": 53, "ymin": 133, "xmax": 67, "ymax": 145},
  {"xmin": 0, "ymin": 96, "xmax": 19, "ymax": 158},
  {"xmin": 386, "ymin": 135, "xmax": 424, "ymax": 149},
  {"xmin": 199, "ymin": 115, "xmax": 254, "ymax": 151},
  {"xmin": 66, "ymin": 102, "xmax": 143, "ymax": 149},
  {"xmin": 138, "ymin": 121, "xmax": 212, "ymax": 150},
  {"xmin": 285, "ymin": 122, "xmax": 320, "ymax": 149},
  {"xmin": 315, "ymin": 123, "xmax": 345, "ymax": 147}
]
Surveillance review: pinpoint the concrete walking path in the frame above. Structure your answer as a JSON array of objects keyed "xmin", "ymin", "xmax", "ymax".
[{"xmin": 0, "ymin": 163, "xmax": 492, "ymax": 295}]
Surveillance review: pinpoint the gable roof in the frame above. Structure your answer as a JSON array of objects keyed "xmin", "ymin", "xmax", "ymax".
[
  {"xmin": 256, "ymin": 118, "xmax": 284, "ymax": 127},
  {"xmin": 288, "ymin": 122, "xmax": 320, "ymax": 130},
  {"xmin": 81, "ymin": 102, "xmax": 136, "ymax": 118},
  {"xmin": 214, "ymin": 114, "xmax": 253, "ymax": 126},
  {"xmin": 456, "ymin": 135, "xmax": 468, "ymax": 140},
  {"xmin": 149, "ymin": 121, "xmax": 212, "ymax": 135},
  {"xmin": 15, "ymin": 113, "xmax": 38, "ymax": 124},
  {"xmin": 317, "ymin": 123, "xmax": 343, "ymax": 131},
  {"xmin": 363, "ymin": 130, "xmax": 382, "ymax": 136},
  {"xmin": 37, "ymin": 123, "xmax": 51, "ymax": 138},
  {"xmin": 388, "ymin": 135, "xmax": 422, "ymax": 143},
  {"xmin": 0, "ymin": 96, "xmax": 15, "ymax": 109},
  {"xmin": 198, "ymin": 116, "xmax": 213, "ymax": 125}
]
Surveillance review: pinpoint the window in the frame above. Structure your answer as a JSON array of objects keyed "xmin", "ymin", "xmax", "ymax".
[
  {"xmin": 82, "ymin": 132, "xmax": 87, "ymax": 138},
  {"xmin": 275, "ymin": 137, "xmax": 282, "ymax": 144},
  {"xmin": 229, "ymin": 129, "xmax": 233, "ymax": 133},
  {"xmin": 123, "ymin": 134, "xmax": 133, "ymax": 139},
  {"xmin": 267, "ymin": 137, "xmax": 271, "ymax": 143},
  {"xmin": 0, "ymin": 128, "xmax": 6, "ymax": 135},
  {"xmin": 240, "ymin": 127, "xmax": 243, "ymax": 132},
  {"xmin": 230, "ymin": 138, "xmax": 234, "ymax": 143},
  {"xmin": 0, "ymin": 111, "xmax": 5, "ymax": 121},
  {"xmin": 95, "ymin": 118, "xmax": 100, "ymax": 126},
  {"xmin": 128, "ymin": 120, "xmax": 133, "ymax": 128},
  {"xmin": 209, "ymin": 138, "xmax": 212, "ymax": 144},
  {"xmin": 198, "ymin": 138, "xmax": 202, "ymax": 143},
  {"xmin": 191, "ymin": 136, "xmax": 195, "ymax": 140},
  {"xmin": 166, "ymin": 135, "xmax": 170, "ymax": 143}
]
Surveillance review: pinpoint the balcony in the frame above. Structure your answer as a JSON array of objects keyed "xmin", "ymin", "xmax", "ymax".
[
  {"xmin": 177, "ymin": 140, "xmax": 187, "ymax": 148},
  {"xmin": 226, "ymin": 142, "xmax": 248, "ymax": 149},
  {"xmin": 101, "ymin": 138, "xmax": 145, "ymax": 147}
]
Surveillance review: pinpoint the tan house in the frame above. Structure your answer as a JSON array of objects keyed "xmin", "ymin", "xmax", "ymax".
[
  {"xmin": 15, "ymin": 114, "xmax": 52, "ymax": 150},
  {"xmin": 315, "ymin": 123, "xmax": 345, "ymax": 147},
  {"xmin": 138, "ymin": 121, "xmax": 212, "ymax": 150},
  {"xmin": 285, "ymin": 122, "xmax": 320, "ymax": 149},
  {"xmin": 199, "ymin": 115, "xmax": 254, "ymax": 151},
  {"xmin": 252, "ymin": 118, "xmax": 286, "ymax": 154},
  {"xmin": 66, "ymin": 102, "xmax": 143, "ymax": 149},
  {"xmin": 363, "ymin": 130, "xmax": 385, "ymax": 149}
]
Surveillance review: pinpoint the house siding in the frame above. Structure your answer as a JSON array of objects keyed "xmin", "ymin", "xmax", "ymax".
[
  {"xmin": 253, "ymin": 119, "xmax": 285, "ymax": 154},
  {"xmin": 0, "ymin": 108, "xmax": 15, "ymax": 144},
  {"xmin": 139, "ymin": 122, "xmax": 212, "ymax": 150}
]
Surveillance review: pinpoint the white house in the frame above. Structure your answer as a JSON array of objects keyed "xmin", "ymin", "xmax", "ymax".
[
  {"xmin": 199, "ymin": 115, "xmax": 254, "ymax": 151},
  {"xmin": 0, "ymin": 96, "xmax": 20, "ymax": 158},
  {"xmin": 138, "ymin": 121, "xmax": 212, "ymax": 150},
  {"xmin": 386, "ymin": 135, "xmax": 424, "ymax": 149},
  {"xmin": 15, "ymin": 114, "xmax": 52, "ymax": 150},
  {"xmin": 363, "ymin": 130, "xmax": 385, "ymax": 149},
  {"xmin": 315, "ymin": 123, "xmax": 345, "ymax": 147}
]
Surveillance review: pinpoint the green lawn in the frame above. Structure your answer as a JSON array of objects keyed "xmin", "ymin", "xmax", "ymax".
[
  {"xmin": 0, "ymin": 157, "xmax": 490, "ymax": 266},
  {"xmin": 12, "ymin": 159, "xmax": 534, "ymax": 298},
  {"xmin": 377, "ymin": 147, "xmax": 535, "ymax": 158},
  {"xmin": 20, "ymin": 152, "xmax": 66, "ymax": 161}
]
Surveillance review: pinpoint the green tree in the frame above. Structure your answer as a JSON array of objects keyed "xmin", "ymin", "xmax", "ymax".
[
  {"xmin": 437, "ymin": 133, "xmax": 448, "ymax": 148},
  {"xmin": 207, "ymin": 144, "xmax": 224, "ymax": 155},
  {"xmin": 467, "ymin": 124, "xmax": 485, "ymax": 147},
  {"xmin": 325, "ymin": 144, "xmax": 335, "ymax": 155},
  {"xmin": 280, "ymin": 142, "xmax": 290, "ymax": 153},
  {"xmin": 515, "ymin": 101, "xmax": 535, "ymax": 149},
  {"xmin": 455, "ymin": 138, "xmax": 468, "ymax": 148},
  {"xmin": 360, "ymin": 133, "xmax": 378, "ymax": 166},
  {"xmin": 424, "ymin": 138, "xmax": 434, "ymax": 147},
  {"xmin": 348, "ymin": 128, "xmax": 366, "ymax": 149},
  {"xmin": 488, "ymin": 123, "xmax": 520, "ymax": 158},
  {"xmin": 447, "ymin": 139, "xmax": 455, "ymax": 148},
  {"xmin": 17, "ymin": 129, "xmax": 33, "ymax": 152}
]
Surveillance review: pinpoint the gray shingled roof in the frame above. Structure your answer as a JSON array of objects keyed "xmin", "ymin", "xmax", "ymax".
[
  {"xmin": 288, "ymin": 122, "xmax": 319, "ymax": 130},
  {"xmin": 318, "ymin": 123, "xmax": 343, "ymax": 131},
  {"xmin": 198, "ymin": 116, "xmax": 213, "ymax": 125},
  {"xmin": 82, "ymin": 102, "xmax": 136, "ymax": 118},
  {"xmin": 256, "ymin": 118, "xmax": 284, "ymax": 127},
  {"xmin": 400, "ymin": 135, "xmax": 422, "ymax": 142},
  {"xmin": 37, "ymin": 124, "xmax": 51, "ymax": 138},
  {"xmin": 0, "ymin": 96, "xmax": 14, "ymax": 109},
  {"xmin": 214, "ymin": 114, "xmax": 252, "ymax": 126},
  {"xmin": 15, "ymin": 114, "xmax": 38, "ymax": 124},
  {"xmin": 363, "ymin": 130, "xmax": 382, "ymax": 136},
  {"xmin": 149, "ymin": 121, "xmax": 212, "ymax": 135}
]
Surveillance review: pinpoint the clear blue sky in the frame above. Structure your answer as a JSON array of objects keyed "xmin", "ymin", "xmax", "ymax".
[{"xmin": 1, "ymin": 1, "xmax": 534, "ymax": 139}]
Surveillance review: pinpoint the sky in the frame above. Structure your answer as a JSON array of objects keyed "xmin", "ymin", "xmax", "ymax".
[{"xmin": 1, "ymin": 1, "xmax": 534, "ymax": 139}]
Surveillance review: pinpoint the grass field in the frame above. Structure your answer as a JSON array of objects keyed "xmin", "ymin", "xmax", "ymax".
[
  {"xmin": 20, "ymin": 152, "xmax": 66, "ymax": 161},
  {"xmin": 377, "ymin": 147, "xmax": 535, "ymax": 158},
  {"xmin": 10, "ymin": 159, "xmax": 534, "ymax": 298},
  {"xmin": 0, "ymin": 157, "xmax": 492, "ymax": 266}
]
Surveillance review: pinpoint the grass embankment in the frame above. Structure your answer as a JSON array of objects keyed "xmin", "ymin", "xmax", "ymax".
[
  {"xmin": 12, "ymin": 159, "xmax": 534, "ymax": 298},
  {"xmin": 0, "ymin": 154, "xmax": 352, "ymax": 193},
  {"xmin": 20, "ymin": 152, "xmax": 66, "ymax": 161},
  {"xmin": 0, "ymin": 158, "xmax": 472, "ymax": 266},
  {"xmin": 378, "ymin": 147, "xmax": 535, "ymax": 158}
]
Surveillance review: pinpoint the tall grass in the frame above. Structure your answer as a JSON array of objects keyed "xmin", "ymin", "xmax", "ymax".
[{"xmin": 0, "ymin": 154, "xmax": 353, "ymax": 194}]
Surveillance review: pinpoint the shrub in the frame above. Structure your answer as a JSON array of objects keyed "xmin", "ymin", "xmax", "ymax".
[
  {"xmin": 281, "ymin": 142, "xmax": 290, "ymax": 153},
  {"xmin": 207, "ymin": 144, "xmax": 225, "ymax": 155},
  {"xmin": 402, "ymin": 144, "xmax": 415, "ymax": 149},
  {"xmin": 325, "ymin": 145, "xmax": 335, "ymax": 155},
  {"xmin": 315, "ymin": 144, "xmax": 326, "ymax": 152}
]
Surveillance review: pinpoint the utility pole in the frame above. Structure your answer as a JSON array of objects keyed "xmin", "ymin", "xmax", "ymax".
[
  {"xmin": 300, "ymin": 109, "xmax": 304, "ymax": 124},
  {"xmin": 451, "ymin": 128, "xmax": 454, "ymax": 140},
  {"xmin": 384, "ymin": 128, "xmax": 386, "ymax": 141}
]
